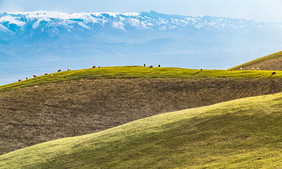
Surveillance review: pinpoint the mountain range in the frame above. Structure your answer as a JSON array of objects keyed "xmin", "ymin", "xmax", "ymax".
[
  {"xmin": 1, "ymin": 10, "xmax": 280, "ymax": 33},
  {"xmin": 1, "ymin": 10, "xmax": 282, "ymax": 85}
]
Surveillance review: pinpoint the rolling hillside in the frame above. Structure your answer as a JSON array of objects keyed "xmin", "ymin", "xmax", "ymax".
[
  {"xmin": 1, "ymin": 66, "xmax": 281, "ymax": 92},
  {"xmin": 0, "ymin": 92, "xmax": 281, "ymax": 168},
  {"xmin": 230, "ymin": 51, "xmax": 282, "ymax": 70},
  {"xmin": 0, "ymin": 67, "xmax": 281, "ymax": 155}
]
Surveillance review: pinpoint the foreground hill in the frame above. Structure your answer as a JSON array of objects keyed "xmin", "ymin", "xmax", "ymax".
[
  {"xmin": 230, "ymin": 51, "xmax": 282, "ymax": 70},
  {"xmin": 0, "ymin": 67, "xmax": 281, "ymax": 155},
  {"xmin": 0, "ymin": 92, "xmax": 281, "ymax": 168}
]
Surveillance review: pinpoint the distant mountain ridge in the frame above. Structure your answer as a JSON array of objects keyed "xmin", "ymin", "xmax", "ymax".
[
  {"xmin": 0, "ymin": 10, "xmax": 280, "ymax": 37},
  {"xmin": 1, "ymin": 11, "xmax": 282, "ymax": 85}
]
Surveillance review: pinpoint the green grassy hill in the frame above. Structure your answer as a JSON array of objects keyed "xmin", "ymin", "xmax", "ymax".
[
  {"xmin": 0, "ymin": 92, "xmax": 281, "ymax": 169},
  {"xmin": 0, "ymin": 66, "xmax": 281, "ymax": 167},
  {"xmin": 0, "ymin": 67, "xmax": 281, "ymax": 155},
  {"xmin": 1, "ymin": 66, "xmax": 281, "ymax": 92},
  {"xmin": 229, "ymin": 51, "xmax": 282, "ymax": 70}
]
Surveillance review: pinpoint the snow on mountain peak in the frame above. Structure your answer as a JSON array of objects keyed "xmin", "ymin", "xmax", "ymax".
[
  {"xmin": 6, "ymin": 11, "xmax": 140, "ymax": 20},
  {"xmin": 0, "ymin": 15, "xmax": 25, "ymax": 26},
  {"xmin": 0, "ymin": 10, "xmax": 279, "ymax": 35},
  {"xmin": 0, "ymin": 11, "xmax": 149, "ymax": 32}
]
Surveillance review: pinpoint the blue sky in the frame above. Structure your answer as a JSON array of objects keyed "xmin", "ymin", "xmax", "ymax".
[{"xmin": 0, "ymin": 0, "xmax": 282, "ymax": 22}]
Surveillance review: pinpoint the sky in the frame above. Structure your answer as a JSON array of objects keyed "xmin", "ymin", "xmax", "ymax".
[{"xmin": 0, "ymin": 0, "xmax": 282, "ymax": 22}]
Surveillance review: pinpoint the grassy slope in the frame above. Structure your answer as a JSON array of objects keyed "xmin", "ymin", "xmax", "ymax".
[
  {"xmin": 0, "ymin": 92, "xmax": 281, "ymax": 169},
  {"xmin": 1, "ymin": 78, "xmax": 281, "ymax": 156},
  {"xmin": 229, "ymin": 51, "xmax": 282, "ymax": 70},
  {"xmin": 1, "ymin": 66, "xmax": 281, "ymax": 92}
]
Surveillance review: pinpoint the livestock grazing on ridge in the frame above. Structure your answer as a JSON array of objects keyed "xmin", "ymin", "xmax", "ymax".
[
  {"xmin": 45, "ymin": 73, "xmax": 49, "ymax": 75},
  {"xmin": 18, "ymin": 79, "xmax": 22, "ymax": 82},
  {"xmin": 58, "ymin": 69, "xmax": 62, "ymax": 72},
  {"xmin": 33, "ymin": 75, "xmax": 37, "ymax": 78},
  {"xmin": 149, "ymin": 65, "xmax": 153, "ymax": 68},
  {"xmin": 26, "ymin": 77, "xmax": 29, "ymax": 80},
  {"xmin": 158, "ymin": 65, "xmax": 161, "ymax": 67},
  {"xmin": 67, "ymin": 68, "xmax": 71, "ymax": 71},
  {"xmin": 144, "ymin": 64, "xmax": 146, "ymax": 67},
  {"xmin": 92, "ymin": 66, "xmax": 96, "ymax": 68}
]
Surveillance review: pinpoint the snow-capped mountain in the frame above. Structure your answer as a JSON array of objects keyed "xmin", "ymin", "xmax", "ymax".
[
  {"xmin": 0, "ymin": 10, "xmax": 280, "ymax": 36},
  {"xmin": 0, "ymin": 11, "xmax": 282, "ymax": 85}
]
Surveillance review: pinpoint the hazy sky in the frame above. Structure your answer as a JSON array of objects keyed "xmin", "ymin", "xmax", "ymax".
[{"xmin": 1, "ymin": 0, "xmax": 282, "ymax": 22}]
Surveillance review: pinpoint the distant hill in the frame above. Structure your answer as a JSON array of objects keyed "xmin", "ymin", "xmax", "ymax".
[
  {"xmin": 0, "ymin": 92, "xmax": 281, "ymax": 168},
  {"xmin": 0, "ymin": 67, "xmax": 281, "ymax": 155},
  {"xmin": 229, "ymin": 51, "xmax": 282, "ymax": 70}
]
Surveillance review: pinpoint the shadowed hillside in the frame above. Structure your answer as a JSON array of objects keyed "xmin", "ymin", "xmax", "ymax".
[
  {"xmin": 0, "ymin": 92, "xmax": 281, "ymax": 168},
  {"xmin": 230, "ymin": 51, "xmax": 282, "ymax": 70},
  {"xmin": 0, "ymin": 77, "xmax": 281, "ymax": 155}
]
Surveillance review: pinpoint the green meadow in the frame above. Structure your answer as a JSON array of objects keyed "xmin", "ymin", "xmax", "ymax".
[
  {"xmin": 0, "ymin": 92, "xmax": 281, "ymax": 168},
  {"xmin": 1, "ymin": 66, "xmax": 281, "ymax": 92}
]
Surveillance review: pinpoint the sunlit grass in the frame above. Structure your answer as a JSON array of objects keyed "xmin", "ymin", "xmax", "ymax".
[
  {"xmin": 0, "ymin": 92, "xmax": 281, "ymax": 168},
  {"xmin": 1, "ymin": 66, "xmax": 281, "ymax": 92}
]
